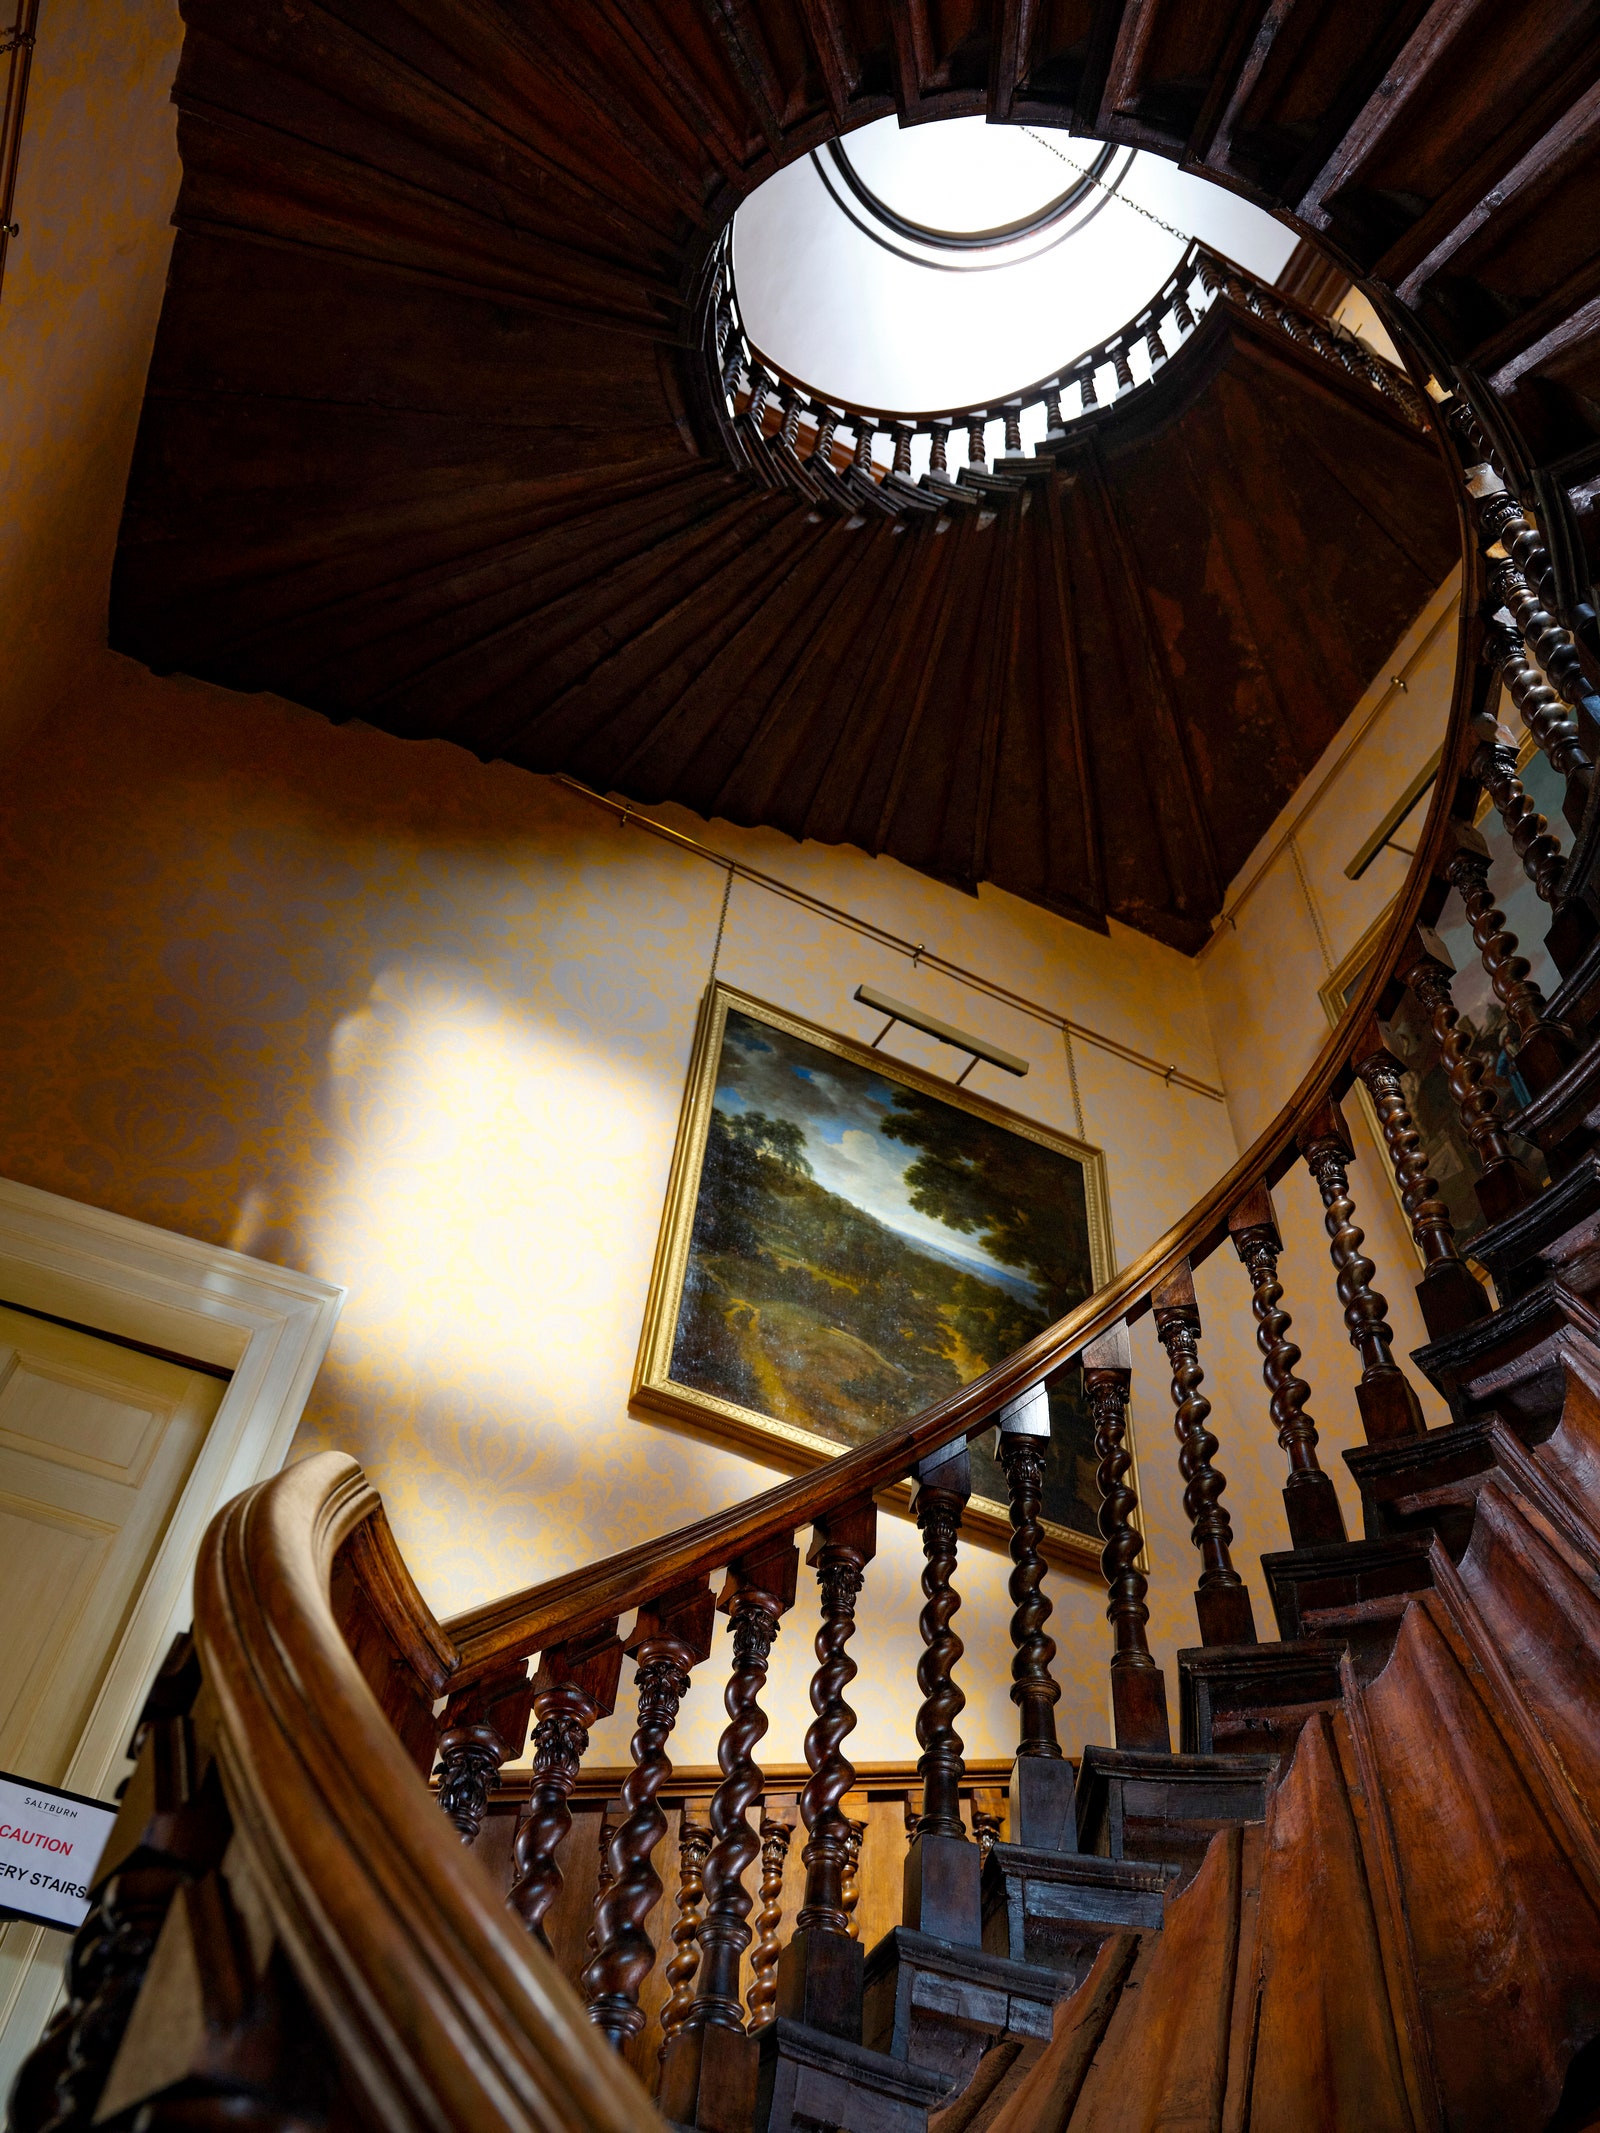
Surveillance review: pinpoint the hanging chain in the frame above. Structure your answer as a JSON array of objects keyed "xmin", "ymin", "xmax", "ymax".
[{"xmin": 1022, "ymin": 130, "xmax": 1198, "ymax": 246}]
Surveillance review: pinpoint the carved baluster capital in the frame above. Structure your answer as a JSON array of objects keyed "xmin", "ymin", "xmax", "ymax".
[{"xmin": 435, "ymin": 1660, "xmax": 532, "ymax": 1847}]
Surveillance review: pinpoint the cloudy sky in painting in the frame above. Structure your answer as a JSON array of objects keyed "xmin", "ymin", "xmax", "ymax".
[{"xmin": 714, "ymin": 1010, "xmax": 1039, "ymax": 1295}]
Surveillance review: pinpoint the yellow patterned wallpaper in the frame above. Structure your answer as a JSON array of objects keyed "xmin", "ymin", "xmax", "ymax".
[
  {"xmin": 0, "ymin": 647, "xmax": 1257, "ymax": 1763},
  {"xmin": 0, "ymin": 0, "xmax": 1452, "ymax": 1778}
]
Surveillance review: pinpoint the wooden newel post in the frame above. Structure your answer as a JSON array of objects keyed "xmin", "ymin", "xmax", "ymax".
[
  {"xmin": 1227, "ymin": 1182, "xmax": 1348, "ymax": 1548},
  {"xmin": 1298, "ymin": 1099, "xmax": 1426, "ymax": 1443},
  {"xmin": 777, "ymin": 1499, "xmax": 876, "ymax": 2040},
  {"xmin": 508, "ymin": 1624, "xmax": 623, "ymax": 1946},
  {"xmin": 1152, "ymin": 1260, "xmax": 1257, "ymax": 1647},
  {"xmin": 584, "ymin": 1578, "xmax": 718, "ymax": 2050},
  {"xmin": 903, "ymin": 1438, "xmax": 982, "ymax": 1946},
  {"xmin": 1353, "ymin": 1021, "xmax": 1492, "ymax": 1341},
  {"xmin": 660, "ymin": 1538, "xmax": 800, "ymax": 2133},
  {"xmin": 997, "ymin": 1383, "xmax": 1075, "ymax": 1850},
  {"xmin": 435, "ymin": 1659, "xmax": 533, "ymax": 1846},
  {"xmin": 1082, "ymin": 1322, "xmax": 1170, "ymax": 1753}
]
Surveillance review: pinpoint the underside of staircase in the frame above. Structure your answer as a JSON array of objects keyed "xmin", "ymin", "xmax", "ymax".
[{"xmin": 108, "ymin": 0, "xmax": 1600, "ymax": 948}]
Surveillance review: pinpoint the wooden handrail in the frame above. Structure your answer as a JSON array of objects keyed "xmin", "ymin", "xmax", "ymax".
[
  {"xmin": 445, "ymin": 420, "xmax": 1485, "ymax": 1681},
  {"xmin": 194, "ymin": 1452, "xmax": 663, "ymax": 2133}
]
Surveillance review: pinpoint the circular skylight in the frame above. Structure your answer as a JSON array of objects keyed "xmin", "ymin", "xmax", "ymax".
[{"xmin": 733, "ymin": 117, "xmax": 1299, "ymax": 415}]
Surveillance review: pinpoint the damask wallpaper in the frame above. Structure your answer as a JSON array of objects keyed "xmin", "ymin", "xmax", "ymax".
[
  {"xmin": 0, "ymin": 654, "xmax": 1251, "ymax": 1765},
  {"xmin": 0, "ymin": 0, "xmax": 1362, "ymax": 1769}
]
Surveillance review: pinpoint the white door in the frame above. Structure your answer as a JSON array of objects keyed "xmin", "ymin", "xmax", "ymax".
[
  {"xmin": 0, "ymin": 1304, "xmax": 223, "ymax": 1791},
  {"xmin": 0, "ymin": 1304, "xmax": 225, "ymax": 2101}
]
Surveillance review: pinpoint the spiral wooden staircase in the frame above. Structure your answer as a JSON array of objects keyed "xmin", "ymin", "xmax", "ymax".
[{"xmin": 18, "ymin": 1, "xmax": 1600, "ymax": 2130}]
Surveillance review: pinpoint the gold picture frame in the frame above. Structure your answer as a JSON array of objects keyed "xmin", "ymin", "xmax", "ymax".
[{"xmin": 632, "ymin": 983, "xmax": 1119, "ymax": 1567}]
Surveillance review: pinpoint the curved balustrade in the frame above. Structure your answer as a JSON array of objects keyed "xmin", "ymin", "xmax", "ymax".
[
  {"xmin": 19, "ymin": 248, "xmax": 1600, "ymax": 2133},
  {"xmin": 707, "ymin": 234, "xmax": 1430, "ymax": 517}
]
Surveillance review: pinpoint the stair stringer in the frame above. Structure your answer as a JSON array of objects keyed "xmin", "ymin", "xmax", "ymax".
[
  {"xmin": 1243, "ymin": 1710, "xmax": 1423, "ymax": 2133},
  {"xmin": 1349, "ymin": 1590, "xmax": 1600, "ymax": 2133}
]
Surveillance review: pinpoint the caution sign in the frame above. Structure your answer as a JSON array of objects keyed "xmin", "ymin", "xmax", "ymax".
[{"xmin": 0, "ymin": 1771, "xmax": 118, "ymax": 1933}]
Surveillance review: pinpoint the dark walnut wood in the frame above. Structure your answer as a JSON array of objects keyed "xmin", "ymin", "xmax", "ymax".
[
  {"xmin": 997, "ymin": 1425, "xmax": 1062, "ymax": 1759},
  {"xmin": 777, "ymin": 1500, "xmax": 876, "ymax": 2041},
  {"xmin": 659, "ymin": 1536, "xmax": 799, "ymax": 2133},
  {"xmin": 1398, "ymin": 927, "xmax": 1540, "ymax": 1224},
  {"xmin": 1470, "ymin": 714, "xmax": 1567, "ymax": 907},
  {"xmin": 746, "ymin": 1800, "xmax": 797, "ymax": 2029},
  {"xmin": 1485, "ymin": 568, "xmax": 1595, "ymax": 828},
  {"xmin": 1228, "ymin": 1182, "xmax": 1347, "ymax": 1548},
  {"xmin": 1082, "ymin": 1323, "xmax": 1170, "ymax": 1754},
  {"xmin": 997, "ymin": 1401, "xmax": 1076, "ymax": 1850},
  {"xmin": 1298, "ymin": 1100, "xmax": 1426, "ymax": 1445},
  {"xmin": 1353, "ymin": 1027, "xmax": 1492, "ymax": 1341},
  {"xmin": 840, "ymin": 1815, "xmax": 865, "ymax": 1942},
  {"xmin": 660, "ymin": 1802, "xmax": 714, "ymax": 2061},
  {"xmin": 583, "ymin": 1579, "xmax": 716, "ymax": 2051},
  {"xmin": 1152, "ymin": 1260, "xmax": 1257, "ymax": 1648},
  {"xmin": 508, "ymin": 1625, "xmax": 623, "ymax": 1949},
  {"xmin": 434, "ymin": 1660, "xmax": 533, "ymax": 1848},
  {"xmin": 1442, "ymin": 820, "xmax": 1572, "ymax": 1094},
  {"xmin": 903, "ymin": 1443, "xmax": 983, "ymax": 1947}
]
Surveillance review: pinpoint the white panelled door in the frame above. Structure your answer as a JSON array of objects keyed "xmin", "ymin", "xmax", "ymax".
[{"xmin": 0, "ymin": 1304, "xmax": 222, "ymax": 1790}]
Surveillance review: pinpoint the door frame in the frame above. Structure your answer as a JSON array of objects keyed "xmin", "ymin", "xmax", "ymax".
[{"xmin": 0, "ymin": 1174, "xmax": 343, "ymax": 2067}]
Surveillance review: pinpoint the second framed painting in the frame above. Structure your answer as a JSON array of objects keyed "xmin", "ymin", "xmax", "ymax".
[{"xmin": 633, "ymin": 983, "xmax": 1118, "ymax": 1566}]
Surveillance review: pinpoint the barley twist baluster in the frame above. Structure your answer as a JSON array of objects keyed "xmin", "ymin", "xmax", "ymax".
[
  {"xmin": 508, "ymin": 1628, "xmax": 622, "ymax": 1947},
  {"xmin": 659, "ymin": 1803, "xmax": 713, "ymax": 2059},
  {"xmin": 996, "ymin": 1383, "xmax": 1073, "ymax": 1849},
  {"xmin": 1398, "ymin": 927, "xmax": 1539, "ymax": 1222},
  {"xmin": 1354, "ymin": 1024, "xmax": 1491, "ymax": 1339},
  {"xmin": 971, "ymin": 1789, "xmax": 1005, "ymax": 1861},
  {"xmin": 1228, "ymin": 1184, "xmax": 1347, "ymax": 1548},
  {"xmin": 1153, "ymin": 1261, "xmax": 1257, "ymax": 1646},
  {"xmin": 1470, "ymin": 709, "xmax": 1567, "ymax": 906},
  {"xmin": 658, "ymin": 1538, "xmax": 799, "ymax": 2132},
  {"xmin": 435, "ymin": 1660, "xmax": 532, "ymax": 1847},
  {"xmin": 1299, "ymin": 1099, "xmax": 1426, "ymax": 1442},
  {"xmin": 1043, "ymin": 387, "xmax": 1065, "ymax": 437},
  {"xmin": 1002, "ymin": 405, "xmax": 1023, "ymax": 459},
  {"xmin": 584, "ymin": 1581, "xmax": 716, "ymax": 2051},
  {"xmin": 929, "ymin": 422, "xmax": 950, "ymax": 477},
  {"xmin": 852, "ymin": 423, "xmax": 875, "ymax": 475},
  {"xmin": 967, "ymin": 419, "xmax": 987, "ymax": 470},
  {"xmin": 841, "ymin": 1805, "xmax": 866, "ymax": 1940},
  {"xmin": 777, "ymin": 1502, "xmax": 875, "ymax": 2037},
  {"xmin": 1112, "ymin": 345, "xmax": 1134, "ymax": 393},
  {"xmin": 1476, "ymin": 470, "xmax": 1600, "ymax": 730},
  {"xmin": 1482, "ymin": 607, "xmax": 1592, "ymax": 830},
  {"xmin": 1442, "ymin": 821, "xmax": 1571, "ymax": 1092},
  {"xmin": 810, "ymin": 411, "xmax": 839, "ymax": 471},
  {"xmin": 891, "ymin": 423, "xmax": 914, "ymax": 476},
  {"xmin": 1083, "ymin": 1323, "xmax": 1169, "ymax": 1752},
  {"xmin": 1078, "ymin": 365, "xmax": 1099, "ymax": 410},
  {"xmin": 902, "ymin": 1441, "xmax": 982, "ymax": 1944},
  {"xmin": 588, "ymin": 1797, "xmax": 625, "ymax": 1962},
  {"xmin": 746, "ymin": 1801, "xmax": 796, "ymax": 2029}
]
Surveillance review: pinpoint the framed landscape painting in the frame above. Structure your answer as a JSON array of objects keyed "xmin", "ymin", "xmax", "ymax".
[{"xmin": 633, "ymin": 984, "xmax": 1118, "ymax": 1565}]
